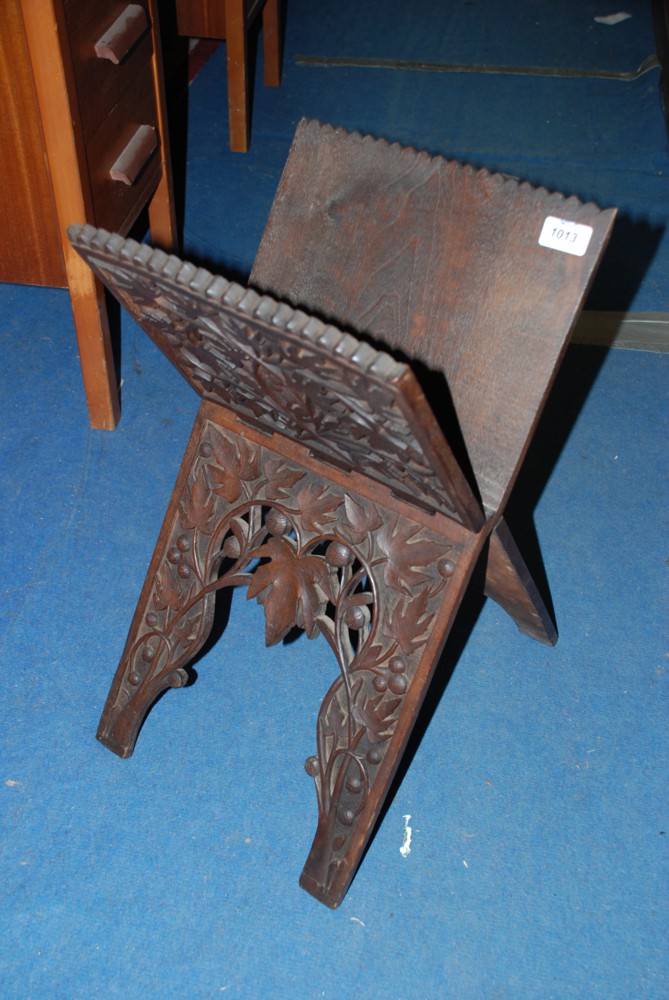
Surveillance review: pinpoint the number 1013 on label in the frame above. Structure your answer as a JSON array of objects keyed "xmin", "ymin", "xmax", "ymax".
[{"xmin": 538, "ymin": 216, "xmax": 593, "ymax": 257}]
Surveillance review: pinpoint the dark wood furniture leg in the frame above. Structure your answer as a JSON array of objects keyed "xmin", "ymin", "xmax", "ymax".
[
  {"xmin": 483, "ymin": 517, "xmax": 557, "ymax": 646},
  {"xmin": 262, "ymin": 0, "xmax": 282, "ymax": 87}
]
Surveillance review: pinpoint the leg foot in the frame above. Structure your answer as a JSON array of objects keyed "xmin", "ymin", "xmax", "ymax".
[{"xmin": 484, "ymin": 517, "xmax": 557, "ymax": 645}]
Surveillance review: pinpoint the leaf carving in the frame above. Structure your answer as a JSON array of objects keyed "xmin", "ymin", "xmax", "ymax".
[
  {"xmin": 294, "ymin": 482, "xmax": 342, "ymax": 535},
  {"xmin": 173, "ymin": 616, "xmax": 200, "ymax": 649},
  {"xmin": 379, "ymin": 519, "xmax": 442, "ymax": 593},
  {"xmin": 352, "ymin": 692, "xmax": 401, "ymax": 745},
  {"xmin": 246, "ymin": 537, "xmax": 337, "ymax": 645},
  {"xmin": 179, "ymin": 467, "xmax": 218, "ymax": 534},
  {"xmin": 321, "ymin": 687, "xmax": 347, "ymax": 740},
  {"xmin": 153, "ymin": 563, "xmax": 185, "ymax": 614},
  {"xmin": 386, "ymin": 587, "xmax": 433, "ymax": 655},
  {"xmin": 207, "ymin": 432, "xmax": 259, "ymax": 502},
  {"xmin": 343, "ymin": 494, "xmax": 383, "ymax": 544},
  {"xmin": 263, "ymin": 458, "xmax": 306, "ymax": 500}
]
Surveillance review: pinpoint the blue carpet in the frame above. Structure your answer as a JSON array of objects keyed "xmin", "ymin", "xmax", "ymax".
[{"xmin": 1, "ymin": 1, "xmax": 668, "ymax": 997}]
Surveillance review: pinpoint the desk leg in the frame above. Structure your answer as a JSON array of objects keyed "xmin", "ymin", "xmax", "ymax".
[
  {"xmin": 147, "ymin": 0, "xmax": 179, "ymax": 250},
  {"xmin": 225, "ymin": 0, "xmax": 250, "ymax": 152},
  {"xmin": 263, "ymin": 0, "xmax": 282, "ymax": 87},
  {"xmin": 68, "ymin": 254, "xmax": 120, "ymax": 430}
]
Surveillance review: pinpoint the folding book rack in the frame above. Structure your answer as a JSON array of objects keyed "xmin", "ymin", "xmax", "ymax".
[{"xmin": 70, "ymin": 119, "xmax": 615, "ymax": 908}]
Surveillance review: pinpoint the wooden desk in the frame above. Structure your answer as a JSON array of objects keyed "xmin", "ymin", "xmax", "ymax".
[
  {"xmin": 0, "ymin": 0, "xmax": 177, "ymax": 429},
  {"xmin": 175, "ymin": 0, "xmax": 282, "ymax": 152}
]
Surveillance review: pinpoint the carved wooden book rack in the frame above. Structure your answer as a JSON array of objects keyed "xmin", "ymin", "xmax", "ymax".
[{"xmin": 70, "ymin": 119, "xmax": 615, "ymax": 908}]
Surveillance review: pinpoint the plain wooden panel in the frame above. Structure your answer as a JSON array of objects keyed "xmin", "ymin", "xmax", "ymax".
[
  {"xmin": 0, "ymin": 0, "xmax": 66, "ymax": 287},
  {"xmin": 251, "ymin": 120, "xmax": 616, "ymax": 514}
]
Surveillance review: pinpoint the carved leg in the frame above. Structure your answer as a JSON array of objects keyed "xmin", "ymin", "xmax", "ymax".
[
  {"xmin": 97, "ymin": 408, "xmax": 309, "ymax": 755},
  {"xmin": 97, "ymin": 409, "xmax": 218, "ymax": 756},
  {"xmin": 298, "ymin": 517, "xmax": 481, "ymax": 907},
  {"xmin": 483, "ymin": 517, "xmax": 557, "ymax": 646},
  {"xmin": 97, "ymin": 405, "xmax": 485, "ymax": 907}
]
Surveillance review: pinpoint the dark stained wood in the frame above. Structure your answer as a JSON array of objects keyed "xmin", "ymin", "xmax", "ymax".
[
  {"xmin": 176, "ymin": 0, "xmax": 228, "ymax": 37},
  {"xmin": 484, "ymin": 517, "xmax": 557, "ymax": 646},
  {"xmin": 69, "ymin": 225, "xmax": 483, "ymax": 528},
  {"xmin": 261, "ymin": 0, "xmax": 281, "ymax": 87},
  {"xmin": 64, "ymin": 1, "xmax": 155, "ymax": 142},
  {"xmin": 88, "ymin": 80, "xmax": 163, "ymax": 230},
  {"xmin": 94, "ymin": 4, "xmax": 149, "ymax": 65},
  {"xmin": 252, "ymin": 120, "xmax": 617, "ymax": 515},
  {"xmin": 69, "ymin": 123, "xmax": 616, "ymax": 908}
]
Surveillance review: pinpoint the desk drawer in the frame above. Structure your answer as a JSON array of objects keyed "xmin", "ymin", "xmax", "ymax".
[
  {"xmin": 87, "ymin": 63, "xmax": 161, "ymax": 233},
  {"xmin": 63, "ymin": 0, "xmax": 154, "ymax": 141}
]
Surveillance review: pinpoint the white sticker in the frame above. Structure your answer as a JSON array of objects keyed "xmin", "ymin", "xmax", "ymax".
[
  {"xmin": 539, "ymin": 216, "xmax": 593, "ymax": 257},
  {"xmin": 594, "ymin": 13, "xmax": 632, "ymax": 26},
  {"xmin": 400, "ymin": 814, "xmax": 412, "ymax": 858}
]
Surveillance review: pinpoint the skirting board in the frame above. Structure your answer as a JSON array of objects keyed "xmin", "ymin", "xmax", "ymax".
[{"xmin": 572, "ymin": 312, "xmax": 669, "ymax": 352}]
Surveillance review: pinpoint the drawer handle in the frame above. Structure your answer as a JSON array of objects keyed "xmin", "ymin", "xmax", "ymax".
[
  {"xmin": 110, "ymin": 125, "xmax": 158, "ymax": 185},
  {"xmin": 95, "ymin": 4, "xmax": 149, "ymax": 64}
]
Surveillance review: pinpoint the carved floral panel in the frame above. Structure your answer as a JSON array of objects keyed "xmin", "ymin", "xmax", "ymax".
[
  {"xmin": 108, "ymin": 420, "xmax": 463, "ymax": 897},
  {"xmin": 69, "ymin": 225, "xmax": 477, "ymax": 524}
]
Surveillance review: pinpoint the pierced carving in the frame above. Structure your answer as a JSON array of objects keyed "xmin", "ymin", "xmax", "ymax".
[{"xmin": 102, "ymin": 421, "xmax": 461, "ymax": 897}]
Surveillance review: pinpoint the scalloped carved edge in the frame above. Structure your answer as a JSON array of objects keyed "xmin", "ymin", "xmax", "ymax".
[
  {"xmin": 67, "ymin": 223, "xmax": 408, "ymax": 384},
  {"xmin": 293, "ymin": 117, "xmax": 614, "ymax": 220}
]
